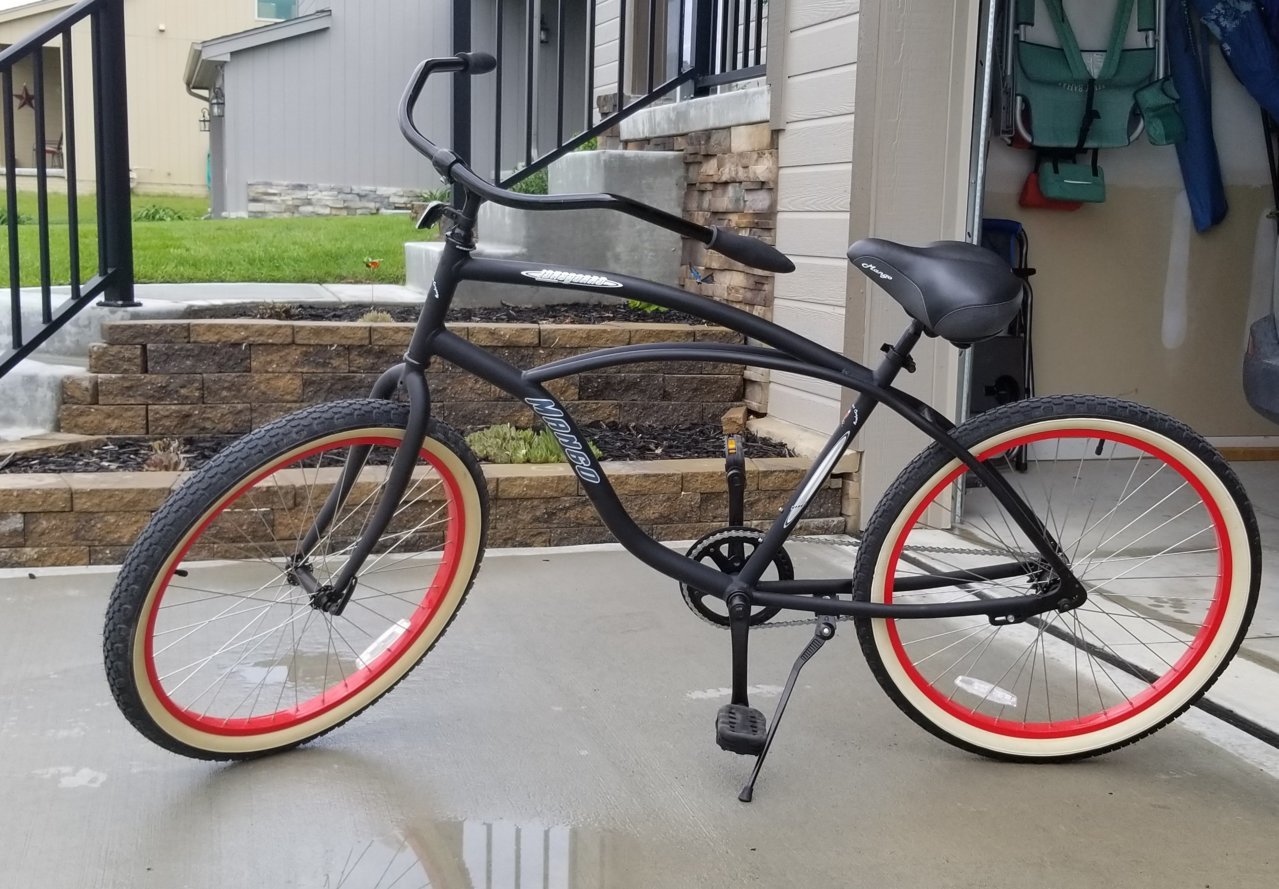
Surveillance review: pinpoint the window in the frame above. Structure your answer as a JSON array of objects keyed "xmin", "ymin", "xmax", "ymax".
[{"xmin": 257, "ymin": 0, "xmax": 297, "ymax": 21}]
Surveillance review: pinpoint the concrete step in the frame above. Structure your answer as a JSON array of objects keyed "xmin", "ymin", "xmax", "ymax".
[
  {"xmin": 0, "ymin": 354, "xmax": 88, "ymax": 440},
  {"xmin": 403, "ymin": 149, "xmax": 685, "ymax": 304},
  {"xmin": 406, "ymin": 241, "xmax": 622, "ymax": 307}
]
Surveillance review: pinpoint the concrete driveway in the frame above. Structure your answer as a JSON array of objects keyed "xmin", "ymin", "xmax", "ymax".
[{"xmin": 2, "ymin": 543, "xmax": 1278, "ymax": 888}]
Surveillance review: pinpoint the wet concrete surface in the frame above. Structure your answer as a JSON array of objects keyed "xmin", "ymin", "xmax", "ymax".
[{"xmin": 3, "ymin": 545, "xmax": 1279, "ymax": 888}]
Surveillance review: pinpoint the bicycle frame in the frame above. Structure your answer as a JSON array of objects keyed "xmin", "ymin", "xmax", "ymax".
[{"xmin": 296, "ymin": 203, "xmax": 1085, "ymax": 626}]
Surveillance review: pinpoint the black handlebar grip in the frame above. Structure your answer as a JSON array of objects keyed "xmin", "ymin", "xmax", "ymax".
[
  {"xmin": 707, "ymin": 226, "xmax": 795, "ymax": 274},
  {"xmin": 458, "ymin": 52, "xmax": 498, "ymax": 74}
]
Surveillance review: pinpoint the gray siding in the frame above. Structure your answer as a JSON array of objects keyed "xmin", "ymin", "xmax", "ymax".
[
  {"xmin": 221, "ymin": 0, "xmax": 452, "ymax": 215},
  {"xmin": 768, "ymin": 0, "xmax": 860, "ymax": 433}
]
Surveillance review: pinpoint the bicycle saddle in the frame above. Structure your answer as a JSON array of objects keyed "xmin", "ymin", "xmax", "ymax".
[{"xmin": 847, "ymin": 239, "xmax": 1023, "ymax": 344}]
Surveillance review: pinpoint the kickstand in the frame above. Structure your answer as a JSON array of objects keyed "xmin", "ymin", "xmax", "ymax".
[{"xmin": 738, "ymin": 616, "xmax": 837, "ymax": 803}]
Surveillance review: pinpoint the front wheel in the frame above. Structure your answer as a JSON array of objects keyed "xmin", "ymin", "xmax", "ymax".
[
  {"xmin": 852, "ymin": 395, "xmax": 1259, "ymax": 761},
  {"xmin": 104, "ymin": 400, "xmax": 489, "ymax": 759}
]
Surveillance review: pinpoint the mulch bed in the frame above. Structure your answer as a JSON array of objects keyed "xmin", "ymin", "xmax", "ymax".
[
  {"xmin": 0, "ymin": 423, "xmax": 791, "ymax": 475},
  {"xmin": 183, "ymin": 302, "xmax": 710, "ymax": 326}
]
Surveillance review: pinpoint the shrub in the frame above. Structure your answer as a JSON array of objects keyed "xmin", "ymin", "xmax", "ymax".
[
  {"xmin": 252, "ymin": 302, "xmax": 299, "ymax": 321},
  {"xmin": 143, "ymin": 439, "xmax": 189, "ymax": 472},
  {"xmin": 465, "ymin": 424, "xmax": 601, "ymax": 464},
  {"xmin": 510, "ymin": 168, "xmax": 549, "ymax": 195},
  {"xmin": 359, "ymin": 309, "xmax": 394, "ymax": 323},
  {"xmin": 133, "ymin": 204, "xmax": 191, "ymax": 222},
  {"xmin": 627, "ymin": 299, "xmax": 668, "ymax": 314}
]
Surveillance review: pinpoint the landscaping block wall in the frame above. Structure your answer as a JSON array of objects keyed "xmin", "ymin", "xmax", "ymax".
[
  {"xmin": 0, "ymin": 456, "xmax": 857, "ymax": 568},
  {"xmin": 58, "ymin": 320, "xmax": 747, "ymax": 436}
]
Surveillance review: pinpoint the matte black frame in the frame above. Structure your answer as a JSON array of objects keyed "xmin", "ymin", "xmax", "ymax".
[
  {"xmin": 293, "ymin": 52, "xmax": 1087, "ymax": 624},
  {"xmin": 327, "ymin": 232, "xmax": 1082, "ymax": 625}
]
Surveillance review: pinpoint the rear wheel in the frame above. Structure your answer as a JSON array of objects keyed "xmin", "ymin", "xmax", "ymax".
[
  {"xmin": 852, "ymin": 396, "xmax": 1259, "ymax": 761},
  {"xmin": 104, "ymin": 401, "xmax": 488, "ymax": 759}
]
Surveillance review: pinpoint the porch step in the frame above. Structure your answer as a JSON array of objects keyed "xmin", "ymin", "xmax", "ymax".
[
  {"xmin": 404, "ymin": 149, "xmax": 686, "ymax": 303},
  {"xmin": 0, "ymin": 353, "xmax": 88, "ymax": 440}
]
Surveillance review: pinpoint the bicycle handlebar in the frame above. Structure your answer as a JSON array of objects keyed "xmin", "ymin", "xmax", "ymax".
[{"xmin": 398, "ymin": 53, "xmax": 795, "ymax": 275}]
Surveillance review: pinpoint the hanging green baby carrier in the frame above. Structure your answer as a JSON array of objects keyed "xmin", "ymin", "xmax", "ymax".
[{"xmin": 1014, "ymin": 0, "xmax": 1174, "ymax": 203}]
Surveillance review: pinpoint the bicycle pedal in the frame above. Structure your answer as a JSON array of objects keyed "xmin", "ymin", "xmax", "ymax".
[{"xmin": 716, "ymin": 704, "xmax": 767, "ymax": 756}]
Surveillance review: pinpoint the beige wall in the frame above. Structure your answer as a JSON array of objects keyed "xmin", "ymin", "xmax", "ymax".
[
  {"xmin": 0, "ymin": 1, "xmax": 271, "ymax": 195},
  {"xmin": 844, "ymin": 0, "xmax": 980, "ymax": 527}
]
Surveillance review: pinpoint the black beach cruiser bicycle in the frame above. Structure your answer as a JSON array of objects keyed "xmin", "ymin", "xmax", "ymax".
[{"xmin": 104, "ymin": 53, "xmax": 1261, "ymax": 802}]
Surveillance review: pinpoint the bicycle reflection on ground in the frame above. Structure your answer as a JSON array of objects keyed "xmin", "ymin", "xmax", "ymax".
[{"xmin": 327, "ymin": 820, "xmax": 609, "ymax": 889}]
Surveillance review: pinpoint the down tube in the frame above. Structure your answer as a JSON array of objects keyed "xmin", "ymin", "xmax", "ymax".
[{"xmin": 429, "ymin": 330, "xmax": 733, "ymax": 597}]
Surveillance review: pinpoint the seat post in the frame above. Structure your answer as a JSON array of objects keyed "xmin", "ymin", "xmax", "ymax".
[{"xmin": 872, "ymin": 320, "xmax": 926, "ymax": 389}]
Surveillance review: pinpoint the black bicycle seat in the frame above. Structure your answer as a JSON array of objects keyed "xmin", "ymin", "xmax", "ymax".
[{"xmin": 848, "ymin": 239, "xmax": 1023, "ymax": 344}]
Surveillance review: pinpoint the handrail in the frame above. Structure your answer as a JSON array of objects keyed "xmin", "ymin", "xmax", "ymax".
[
  {"xmin": 0, "ymin": 0, "xmax": 100, "ymax": 65},
  {"xmin": 456, "ymin": 0, "xmax": 770, "ymax": 190},
  {"xmin": 1, "ymin": 0, "xmax": 135, "ymax": 382}
]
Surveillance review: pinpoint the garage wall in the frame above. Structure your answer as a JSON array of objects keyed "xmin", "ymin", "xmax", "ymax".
[{"xmin": 983, "ymin": 47, "xmax": 1276, "ymax": 439}]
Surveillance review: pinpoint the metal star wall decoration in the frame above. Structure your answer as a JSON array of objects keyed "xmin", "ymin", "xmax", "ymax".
[{"xmin": 13, "ymin": 84, "xmax": 35, "ymax": 110}]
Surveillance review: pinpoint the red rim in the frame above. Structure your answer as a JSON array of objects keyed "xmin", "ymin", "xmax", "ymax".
[
  {"xmin": 142, "ymin": 436, "xmax": 467, "ymax": 736},
  {"xmin": 882, "ymin": 428, "xmax": 1231, "ymax": 739}
]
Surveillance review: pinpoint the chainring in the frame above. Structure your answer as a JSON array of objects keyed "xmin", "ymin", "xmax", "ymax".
[{"xmin": 679, "ymin": 527, "xmax": 794, "ymax": 627}]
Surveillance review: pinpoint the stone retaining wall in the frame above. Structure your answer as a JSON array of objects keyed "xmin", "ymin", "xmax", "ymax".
[
  {"xmin": 607, "ymin": 122, "xmax": 777, "ymax": 413},
  {"xmin": 59, "ymin": 320, "xmax": 746, "ymax": 436},
  {"xmin": 0, "ymin": 456, "xmax": 857, "ymax": 568},
  {"xmin": 245, "ymin": 182, "xmax": 421, "ymax": 218}
]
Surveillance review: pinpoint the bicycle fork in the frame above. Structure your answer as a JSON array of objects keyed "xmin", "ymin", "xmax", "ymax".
[{"xmin": 291, "ymin": 366, "xmax": 433, "ymax": 614}]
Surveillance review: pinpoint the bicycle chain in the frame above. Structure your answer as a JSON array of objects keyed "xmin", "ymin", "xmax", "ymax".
[{"xmin": 685, "ymin": 534, "xmax": 1005, "ymax": 631}]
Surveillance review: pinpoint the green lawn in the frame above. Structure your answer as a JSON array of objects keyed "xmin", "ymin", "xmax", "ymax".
[{"xmin": 0, "ymin": 191, "xmax": 429, "ymax": 286}]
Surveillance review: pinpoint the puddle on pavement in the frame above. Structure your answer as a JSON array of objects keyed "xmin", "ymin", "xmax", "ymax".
[{"xmin": 327, "ymin": 820, "xmax": 619, "ymax": 889}]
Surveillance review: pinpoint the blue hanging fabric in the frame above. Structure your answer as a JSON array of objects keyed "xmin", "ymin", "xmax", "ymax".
[
  {"xmin": 1168, "ymin": 0, "xmax": 1229, "ymax": 231},
  {"xmin": 1190, "ymin": 0, "xmax": 1279, "ymax": 118},
  {"xmin": 1266, "ymin": 0, "xmax": 1279, "ymax": 43}
]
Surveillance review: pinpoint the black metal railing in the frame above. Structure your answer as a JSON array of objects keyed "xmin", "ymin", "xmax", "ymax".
[
  {"xmin": 456, "ymin": 0, "xmax": 769, "ymax": 191},
  {"xmin": 0, "ymin": 0, "xmax": 134, "ymax": 382},
  {"xmin": 694, "ymin": 0, "xmax": 768, "ymax": 91}
]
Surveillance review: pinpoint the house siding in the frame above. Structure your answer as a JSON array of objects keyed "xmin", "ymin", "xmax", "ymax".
[
  {"xmin": 593, "ymin": 0, "xmax": 621, "ymax": 110},
  {"xmin": 0, "ymin": 0, "xmax": 269, "ymax": 193},
  {"xmin": 221, "ymin": 0, "xmax": 452, "ymax": 215},
  {"xmin": 769, "ymin": 0, "xmax": 859, "ymax": 434}
]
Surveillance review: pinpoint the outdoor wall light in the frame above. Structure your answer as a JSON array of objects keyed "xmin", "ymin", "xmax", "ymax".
[
  {"xmin": 539, "ymin": 16, "xmax": 549, "ymax": 44},
  {"xmin": 198, "ymin": 108, "xmax": 210, "ymax": 132},
  {"xmin": 210, "ymin": 87, "xmax": 225, "ymax": 119}
]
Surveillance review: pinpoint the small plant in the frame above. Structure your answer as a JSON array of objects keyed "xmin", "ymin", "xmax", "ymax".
[
  {"xmin": 360, "ymin": 309, "xmax": 394, "ymax": 323},
  {"xmin": 132, "ymin": 205, "xmax": 190, "ymax": 222},
  {"xmin": 252, "ymin": 302, "xmax": 299, "ymax": 321},
  {"xmin": 466, "ymin": 424, "xmax": 602, "ymax": 464},
  {"xmin": 363, "ymin": 256, "xmax": 383, "ymax": 312},
  {"xmin": 421, "ymin": 187, "xmax": 452, "ymax": 204},
  {"xmin": 0, "ymin": 209, "xmax": 33, "ymax": 225},
  {"xmin": 510, "ymin": 168, "xmax": 549, "ymax": 196},
  {"xmin": 577, "ymin": 136, "xmax": 599, "ymax": 151},
  {"xmin": 627, "ymin": 299, "xmax": 669, "ymax": 314},
  {"xmin": 143, "ymin": 439, "xmax": 189, "ymax": 472}
]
